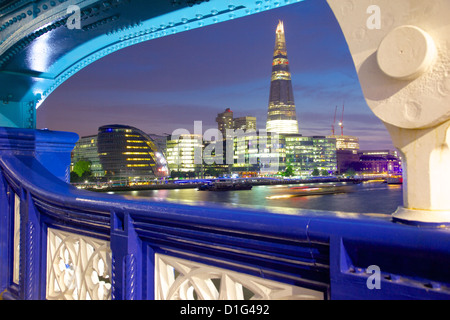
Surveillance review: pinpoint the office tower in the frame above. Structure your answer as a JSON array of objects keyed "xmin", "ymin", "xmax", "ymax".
[
  {"xmin": 327, "ymin": 135, "xmax": 360, "ymax": 151},
  {"xmin": 234, "ymin": 116, "xmax": 257, "ymax": 131},
  {"xmin": 166, "ymin": 134, "xmax": 203, "ymax": 178},
  {"xmin": 285, "ymin": 135, "xmax": 337, "ymax": 176},
  {"xmin": 326, "ymin": 134, "xmax": 360, "ymax": 174},
  {"xmin": 216, "ymin": 108, "xmax": 234, "ymax": 138},
  {"xmin": 266, "ymin": 21, "xmax": 299, "ymax": 134},
  {"xmin": 231, "ymin": 130, "xmax": 260, "ymax": 176},
  {"xmin": 71, "ymin": 135, "xmax": 105, "ymax": 179}
]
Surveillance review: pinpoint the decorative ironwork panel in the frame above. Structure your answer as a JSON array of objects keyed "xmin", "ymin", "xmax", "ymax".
[
  {"xmin": 46, "ymin": 228, "xmax": 112, "ymax": 300},
  {"xmin": 155, "ymin": 254, "xmax": 324, "ymax": 300}
]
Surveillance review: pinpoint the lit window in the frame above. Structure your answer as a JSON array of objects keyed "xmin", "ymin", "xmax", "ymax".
[
  {"xmin": 126, "ymin": 164, "xmax": 150, "ymax": 167},
  {"xmin": 126, "ymin": 158, "xmax": 152, "ymax": 161}
]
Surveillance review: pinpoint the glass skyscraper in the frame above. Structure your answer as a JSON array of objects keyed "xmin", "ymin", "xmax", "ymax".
[{"xmin": 266, "ymin": 21, "xmax": 299, "ymax": 135}]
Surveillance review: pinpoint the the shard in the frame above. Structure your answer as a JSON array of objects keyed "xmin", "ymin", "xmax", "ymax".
[{"xmin": 266, "ymin": 21, "xmax": 299, "ymax": 134}]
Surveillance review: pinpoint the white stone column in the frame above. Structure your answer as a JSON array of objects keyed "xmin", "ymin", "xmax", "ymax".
[
  {"xmin": 326, "ymin": 0, "xmax": 450, "ymax": 224},
  {"xmin": 385, "ymin": 120, "xmax": 450, "ymax": 223}
]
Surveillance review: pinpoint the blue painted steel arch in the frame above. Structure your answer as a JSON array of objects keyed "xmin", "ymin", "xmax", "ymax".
[
  {"xmin": 0, "ymin": 0, "xmax": 304, "ymax": 128},
  {"xmin": 0, "ymin": 0, "xmax": 450, "ymax": 301}
]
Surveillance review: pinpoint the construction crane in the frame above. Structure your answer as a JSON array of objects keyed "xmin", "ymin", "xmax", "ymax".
[
  {"xmin": 338, "ymin": 102, "xmax": 345, "ymax": 136},
  {"xmin": 331, "ymin": 105, "xmax": 338, "ymax": 136}
]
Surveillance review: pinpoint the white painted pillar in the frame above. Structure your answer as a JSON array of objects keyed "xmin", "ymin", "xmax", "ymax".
[{"xmin": 326, "ymin": 0, "xmax": 450, "ymax": 224}]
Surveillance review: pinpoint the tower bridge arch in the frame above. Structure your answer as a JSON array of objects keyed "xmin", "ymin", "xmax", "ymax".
[
  {"xmin": 0, "ymin": 0, "xmax": 306, "ymax": 129},
  {"xmin": 1, "ymin": 0, "xmax": 450, "ymax": 224}
]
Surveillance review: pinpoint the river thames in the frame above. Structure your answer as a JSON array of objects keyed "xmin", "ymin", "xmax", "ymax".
[{"xmin": 113, "ymin": 181, "xmax": 403, "ymax": 215}]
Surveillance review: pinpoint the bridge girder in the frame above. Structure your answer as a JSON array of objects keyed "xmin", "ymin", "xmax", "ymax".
[{"xmin": 0, "ymin": 0, "xmax": 301, "ymax": 128}]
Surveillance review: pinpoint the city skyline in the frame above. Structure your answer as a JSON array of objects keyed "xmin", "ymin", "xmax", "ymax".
[{"xmin": 37, "ymin": 0, "xmax": 394, "ymax": 150}]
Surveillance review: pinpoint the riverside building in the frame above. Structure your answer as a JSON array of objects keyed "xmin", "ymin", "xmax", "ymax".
[
  {"xmin": 71, "ymin": 135, "xmax": 105, "ymax": 179},
  {"xmin": 285, "ymin": 135, "xmax": 337, "ymax": 176},
  {"xmin": 216, "ymin": 108, "xmax": 234, "ymax": 139},
  {"xmin": 234, "ymin": 116, "xmax": 257, "ymax": 131},
  {"xmin": 97, "ymin": 124, "xmax": 170, "ymax": 182},
  {"xmin": 327, "ymin": 134, "xmax": 360, "ymax": 174},
  {"xmin": 166, "ymin": 134, "xmax": 203, "ymax": 178}
]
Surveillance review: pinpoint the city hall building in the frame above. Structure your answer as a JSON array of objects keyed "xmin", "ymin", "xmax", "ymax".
[{"xmin": 71, "ymin": 125, "xmax": 170, "ymax": 183}]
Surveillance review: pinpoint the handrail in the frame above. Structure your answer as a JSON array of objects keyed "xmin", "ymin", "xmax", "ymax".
[{"xmin": 1, "ymin": 152, "xmax": 450, "ymax": 300}]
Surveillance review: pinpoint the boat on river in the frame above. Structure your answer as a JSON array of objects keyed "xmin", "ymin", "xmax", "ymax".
[
  {"xmin": 289, "ymin": 184, "xmax": 352, "ymax": 196},
  {"xmin": 198, "ymin": 180, "xmax": 253, "ymax": 191},
  {"xmin": 386, "ymin": 175, "xmax": 403, "ymax": 184},
  {"xmin": 266, "ymin": 184, "xmax": 353, "ymax": 199}
]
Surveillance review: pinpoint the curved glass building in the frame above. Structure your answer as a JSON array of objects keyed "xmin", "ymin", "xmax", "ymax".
[{"xmin": 98, "ymin": 124, "xmax": 169, "ymax": 181}]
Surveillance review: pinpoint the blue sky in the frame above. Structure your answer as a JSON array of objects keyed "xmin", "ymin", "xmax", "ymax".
[{"xmin": 37, "ymin": 0, "xmax": 394, "ymax": 150}]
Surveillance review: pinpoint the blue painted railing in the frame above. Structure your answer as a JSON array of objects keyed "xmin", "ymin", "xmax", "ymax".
[{"xmin": 1, "ymin": 128, "xmax": 450, "ymax": 300}]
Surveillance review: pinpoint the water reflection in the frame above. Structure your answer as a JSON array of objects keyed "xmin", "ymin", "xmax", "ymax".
[{"xmin": 115, "ymin": 181, "xmax": 403, "ymax": 215}]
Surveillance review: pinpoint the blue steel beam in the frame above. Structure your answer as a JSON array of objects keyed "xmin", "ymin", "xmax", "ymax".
[{"xmin": 0, "ymin": 0, "xmax": 304, "ymax": 128}]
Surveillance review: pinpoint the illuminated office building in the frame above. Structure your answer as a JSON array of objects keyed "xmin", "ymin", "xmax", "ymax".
[
  {"xmin": 328, "ymin": 135, "xmax": 360, "ymax": 151},
  {"xmin": 230, "ymin": 134, "xmax": 336, "ymax": 177},
  {"xmin": 327, "ymin": 135, "xmax": 360, "ymax": 174},
  {"xmin": 266, "ymin": 21, "xmax": 299, "ymax": 135},
  {"xmin": 229, "ymin": 131, "xmax": 285, "ymax": 176},
  {"xmin": 166, "ymin": 134, "xmax": 203, "ymax": 177},
  {"xmin": 97, "ymin": 124, "xmax": 169, "ymax": 181},
  {"xmin": 217, "ymin": 109, "xmax": 257, "ymax": 136},
  {"xmin": 234, "ymin": 116, "xmax": 256, "ymax": 131},
  {"xmin": 231, "ymin": 130, "xmax": 263, "ymax": 176},
  {"xmin": 285, "ymin": 135, "xmax": 337, "ymax": 176},
  {"xmin": 216, "ymin": 108, "xmax": 234, "ymax": 138},
  {"xmin": 71, "ymin": 135, "xmax": 105, "ymax": 178},
  {"xmin": 203, "ymin": 139, "xmax": 230, "ymax": 177}
]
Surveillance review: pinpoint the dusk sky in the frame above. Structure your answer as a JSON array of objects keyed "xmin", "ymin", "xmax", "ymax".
[{"xmin": 37, "ymin": 0, "xmax": 394, "ymax": 150}]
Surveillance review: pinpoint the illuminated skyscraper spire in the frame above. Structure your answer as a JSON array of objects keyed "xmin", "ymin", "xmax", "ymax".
[{"xmin": 266, "ymin": 21, "xmax": 299, "ymax": 134}]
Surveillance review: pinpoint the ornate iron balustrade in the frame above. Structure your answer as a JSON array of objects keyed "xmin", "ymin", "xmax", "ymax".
[{"xmin": 1, "ymin": 128, "xmax": 450, "ymax": 300}]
